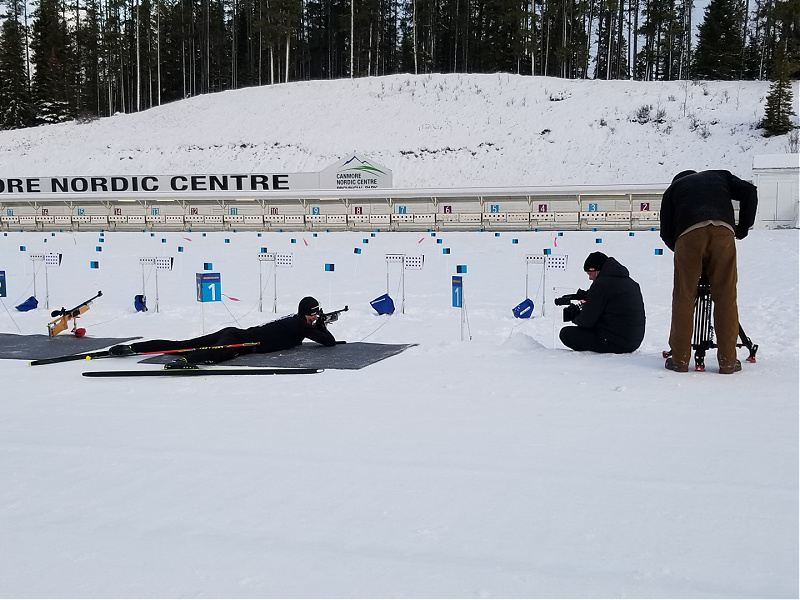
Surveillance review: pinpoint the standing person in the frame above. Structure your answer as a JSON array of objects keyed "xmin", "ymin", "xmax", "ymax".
[
  {"xmin": 659, "ymin": 169, "xmax": 758, "ymax": 374},
  {"xmin": 109, "ymin": 296, "xmax": 337, "ymax": 364},
  {"xmin": 557, "ymin": 252, "xmax": 646, "ymax": 354}
]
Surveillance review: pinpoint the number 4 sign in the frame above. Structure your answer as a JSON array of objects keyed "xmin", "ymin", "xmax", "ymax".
[{"xmin": 196, "ymin": 272, "xmax": 221, "ymax": 302}]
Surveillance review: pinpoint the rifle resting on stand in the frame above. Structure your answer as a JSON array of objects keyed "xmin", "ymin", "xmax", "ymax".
[{"xmin": 47, "ymin": 291, "xmax": 103, "ymax": 337}]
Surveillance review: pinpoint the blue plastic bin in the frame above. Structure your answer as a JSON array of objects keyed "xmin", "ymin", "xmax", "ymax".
[
  {"xmin": 512, "ymin": 298, "xmax": 534, "ymax": 319},
  {"xmin": 370, "ymin": 294, "xmax": 395, "ymax": 315}
]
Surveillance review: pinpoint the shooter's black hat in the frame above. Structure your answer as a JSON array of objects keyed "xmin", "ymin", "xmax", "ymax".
[{"xmin": 298, "ymin": 296, "xmax": 321, "ymax": 316}]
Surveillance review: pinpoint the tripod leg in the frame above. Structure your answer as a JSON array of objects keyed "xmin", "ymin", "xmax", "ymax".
[
  {"xmin": 738, "ymin": 323, "xmax": 758, "ymax": 363},
  {"xmin": 692, "ymin": 276, "xmax": 714, "ymax": 371}
]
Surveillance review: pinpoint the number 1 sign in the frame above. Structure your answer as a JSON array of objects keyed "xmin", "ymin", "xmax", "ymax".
[{"xmin": 196, "ymin": 272, "xmax": 221, "ymax": 302}]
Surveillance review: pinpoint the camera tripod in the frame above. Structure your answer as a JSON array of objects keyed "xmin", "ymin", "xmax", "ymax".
[{"xmin": 663, "ymin": 275, "xmax": 758, "ymax": 371}]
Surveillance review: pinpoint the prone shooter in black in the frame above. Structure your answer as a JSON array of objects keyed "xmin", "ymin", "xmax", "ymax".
[{"xmin": 109, "ymin": 296, "xmax": 346, "ymax": 364}]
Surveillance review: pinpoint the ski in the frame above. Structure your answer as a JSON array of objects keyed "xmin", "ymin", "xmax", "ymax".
[
  {"xmin": 82, "ymin": 367, "xmax": 322, "ymax": 378},
  {"xmin": 29, "ymin": 349, "xmax": 114, "ymax": 366},
  {"xmin": 29, "ymin": 342, "xmax": 260, "ymax": 366}
]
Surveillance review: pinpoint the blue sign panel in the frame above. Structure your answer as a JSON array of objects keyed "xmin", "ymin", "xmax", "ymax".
[
  {"xmin": 0, "ymin": 271, "xmax": 6, "ymax": 298},
  {"xmin": 452, "ymin": 276, "xmax": 463, "ymax": 308},
  {"xmin": 196, "ymin": 272, "xmax": 221, "ymax": 302}
]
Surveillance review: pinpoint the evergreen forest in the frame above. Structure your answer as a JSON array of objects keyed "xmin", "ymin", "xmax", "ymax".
[{"xmin": 0, "ymin": 0, "xmax": 797, "ymax": 129}]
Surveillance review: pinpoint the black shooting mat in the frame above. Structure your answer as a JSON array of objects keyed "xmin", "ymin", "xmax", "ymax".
[
  {"xmin": 0, "ymin": 333, "xmax": 142, "ymax": 360},
  {"xmin": 140, "ymin": 342, "xmax": 417, "ymax": 370}
]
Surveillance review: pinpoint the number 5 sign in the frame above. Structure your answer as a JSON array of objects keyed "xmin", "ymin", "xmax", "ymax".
[{"xmin": 196, "ymin": 272, "xmax": 221, "ymax": 302}]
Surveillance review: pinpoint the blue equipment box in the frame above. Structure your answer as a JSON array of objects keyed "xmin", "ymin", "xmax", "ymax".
[
  {"xmin": 370, "ymin": 294, "xmax": 395, "ymax": 315},
  {"xmin": 512, "ymin": 298, "xmax": 534, "ymax": 319}
]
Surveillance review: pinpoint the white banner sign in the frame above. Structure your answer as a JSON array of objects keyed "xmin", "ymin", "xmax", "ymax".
[{"xmin": 0, "ymin": 154, "xmax": 392, "ymax": 198}]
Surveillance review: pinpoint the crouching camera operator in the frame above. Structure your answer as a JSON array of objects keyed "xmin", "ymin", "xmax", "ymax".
[{"xmin": 556, "ymin": 252, "xmax": 646, "ymax": 354}]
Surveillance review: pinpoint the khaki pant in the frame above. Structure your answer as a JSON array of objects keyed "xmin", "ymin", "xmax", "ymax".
[{"xmin": 669, "ymin": 225, "xmax": 739, "ymax": 369}]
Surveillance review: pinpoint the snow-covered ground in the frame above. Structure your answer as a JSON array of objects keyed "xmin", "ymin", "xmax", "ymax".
[
  {"xmin": 0, "ymin": 74, "xmax": 798, "ymax": 598},
  {"xmin": 0, "ymin": 226, "xmax": 797, "ymax": 598},
  {"xmin": 0, "ymin": 74, "xmax": 796, "ymax": 187}
]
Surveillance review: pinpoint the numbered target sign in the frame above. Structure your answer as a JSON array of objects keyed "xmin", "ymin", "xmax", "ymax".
[
  {"xmin": 196, "ymin": 272, "xmax": 221, "ymax": 302},
  {"xmin": 0, "ymin": 271, "xmax": 6, "ymax": 298},
  {"xmin": 452, "ymin": 276, "xmax": 463, "ymax": 308}
]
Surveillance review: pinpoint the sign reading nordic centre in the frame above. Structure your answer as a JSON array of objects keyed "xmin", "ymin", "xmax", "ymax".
[{"xmin": 0, "ymin": 154, "xmax": 392, "ymax": 199}]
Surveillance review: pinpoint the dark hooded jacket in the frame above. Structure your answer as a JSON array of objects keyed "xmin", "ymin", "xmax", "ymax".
[
  {"xmin": 659, "ymin": 170, "xmax": 758, "ymax": 251},
  {"xmin": 571, "ymin": 257, "xmax": 646, "ymax": 352}
]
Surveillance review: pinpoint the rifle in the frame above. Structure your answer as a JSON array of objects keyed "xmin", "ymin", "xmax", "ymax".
[
  {"xmin": 321, "ymin": 305, "xmax": 348, "ymax": 326},
  {"xmin": 48, "ymin": 291, "xmax": 103, "ymax": 337}
]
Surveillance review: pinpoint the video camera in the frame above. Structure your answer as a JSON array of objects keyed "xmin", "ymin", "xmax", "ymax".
[
  {"xmin": 554, "ymin": 289, "xmax": 588, "ymax": 322},
  {"xmin": 553, "ymin": 289, "xmax": 588, "ymax": 306}
]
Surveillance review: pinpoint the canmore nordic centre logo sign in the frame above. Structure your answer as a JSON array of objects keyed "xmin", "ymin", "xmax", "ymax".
[{"xmin": 320, "ymin": 154, "xmax": 393, "ymax": 190}]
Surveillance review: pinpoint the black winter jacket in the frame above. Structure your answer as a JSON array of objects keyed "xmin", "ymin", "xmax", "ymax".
[
  {"xmin": 572, "ymin": 257, "xmax": 646, "ymax": 352},
  {"xmin": 659, "ymin": 170, "xmax": 758, "ymax": 251},
  {"xmin": 243, "ymin": 314, "xmax": 336, "ymax": 353}
]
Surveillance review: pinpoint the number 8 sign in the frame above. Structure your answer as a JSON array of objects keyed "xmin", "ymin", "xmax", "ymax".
[{"xmin": 196, "ymin": 272, "xmax": 221, "ymax": 302}]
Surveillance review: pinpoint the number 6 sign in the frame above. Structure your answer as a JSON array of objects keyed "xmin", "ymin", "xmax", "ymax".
[{"xmin": 196, "ymin": 272, "xmax": 221, "ymax": 302}]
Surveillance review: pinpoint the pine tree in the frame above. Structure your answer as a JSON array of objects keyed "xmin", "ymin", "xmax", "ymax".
[
  {"xmin": 30, "ymin": 0, "xmax": 76, "ymax": 123},
  {"xmin": 761, "ymin": 47, "xmax": 796, "ymax": 136},
  {"xmin": 0, "ymin": 0, "xmax": 34, "ymax": 129},
  {"xmin": 636, "ymin": 0, "xmax": 675, "ymax": 80},
  {"xmin": 75, "ymin": 0, "xmax": 102, "ymax": 117},
  {"xmin": 595, "ymin": 0, "xmax": 629, "ymax": 79},
  {"xmin": 693, "ymin": 0, "xmax": 745, "ymax": 79}
]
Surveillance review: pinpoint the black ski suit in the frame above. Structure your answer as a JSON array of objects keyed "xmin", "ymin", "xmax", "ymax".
[
  {"xmin": 559, "ymin": 257, "xmax": 646, "ymax": 353},
  {"xmin": 128, "ymin": 313, "xmax": 336, "ymax": 364}
]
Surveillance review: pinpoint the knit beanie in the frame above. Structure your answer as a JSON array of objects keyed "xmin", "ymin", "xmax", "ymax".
[
  {"xmin": 298, "ymin": 296, "xmax": 321, "ymax": 316},
  {"xmin": 583, "ymin": 252, "xmax": 608, "ymax": 272}
]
